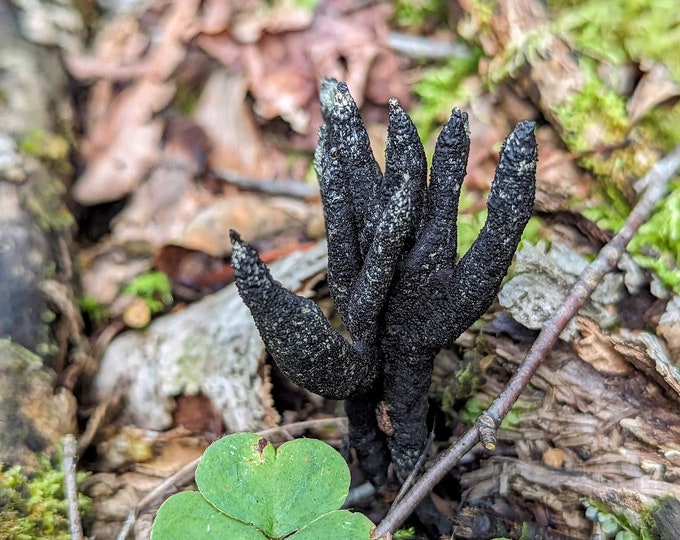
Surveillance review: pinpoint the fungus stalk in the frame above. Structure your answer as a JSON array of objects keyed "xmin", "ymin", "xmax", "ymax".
[{"xmin": 231, "ymin": 79, "xmax": 537, "ymax": 535}]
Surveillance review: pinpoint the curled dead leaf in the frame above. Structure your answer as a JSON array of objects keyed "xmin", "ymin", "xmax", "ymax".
[{"xmin": 573, "ymin": 317, "xmax": 631, "ymax": 375}]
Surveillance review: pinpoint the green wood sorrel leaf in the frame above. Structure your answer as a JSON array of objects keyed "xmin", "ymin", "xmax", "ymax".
[
  {"xmin": 151, "ymin": 491, "xmax": 267, "ymax": 539},
  {"xmin": 152, "ymin": 433, "xmax": 373, "ymax": 539},
  {"xmin": 287, "ymin": 509, "xmax": 374, "ymax": 539}
]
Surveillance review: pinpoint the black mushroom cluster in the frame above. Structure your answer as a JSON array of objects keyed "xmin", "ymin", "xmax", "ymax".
[{"xmin": 231, "ymin": 78, "xmax": 537, "ymax": 534}]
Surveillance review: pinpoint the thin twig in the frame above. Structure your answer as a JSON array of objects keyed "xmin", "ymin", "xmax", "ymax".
[
  {"xmin": 62, "ymin": 434, "xmax": 84, "ymax": 540},
  {"xmin": 214, "ymin": 168, "xmax": 319, "ymax": 200},
  {"xmin": 387, "ymin": 32, "xmax": 472, "ymax": 60},
  {"xmin": 373, "ymin": 144, "xmax": 680, "ymax": 538},
  {"xmin": 115, "ymin": 416, "xmax": 349, "ymax": 539}
]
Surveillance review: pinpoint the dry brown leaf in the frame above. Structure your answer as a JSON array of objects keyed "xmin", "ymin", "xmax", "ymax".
[
  {"xmin": 196, "ymin": 0, "xmax": 410, "ymax": 140},
  {"xmin": 178, "ymin": 195, "xmax": 323, "ymax": 257},
  {"xmin": 573, "ymin": 317, "xmax": 631, "ymax": 375},
  {"xmin": 229, "ymin": 1, "xmax": 313, "ymax": 43},
  {"xmin": 193, "ymin": 69, "xmax": 272, "ymax": 176},
  {"xmin": 628, "ymin": 63, "xmax": 680, "ymax": 124},
  {"xmin": 243, "ymin": 35, "xmax": 316, "ymax": 133},
  {"xmin": 70, "ymin": 0, "xmax": 204, "ymax": 204},
  {"xmin": 72, "ymin": 108, "xmax": 167, "ymax": 204},
  {"xmin": 309, "ymin": 0, "xmax": 410, "ymax": 108},
  {"xmin": 110, "ymin": 145, "xmax": 212, "ymax": 247}
]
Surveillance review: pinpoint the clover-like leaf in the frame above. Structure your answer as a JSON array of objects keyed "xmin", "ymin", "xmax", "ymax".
[
  {"xmin": 151, "ymin": 491, "xmax": 267, "ymax": 539},
  {"xmin": 152, "ymin": 434, "xmax": 372, "ymax": 539},
  {"xmin": 288, "ymin": 509, "xmax": 374, "ymax": 539},
  {"xmin": 198, "ymin": 433, "xmax": 369, "ymax": 538}
]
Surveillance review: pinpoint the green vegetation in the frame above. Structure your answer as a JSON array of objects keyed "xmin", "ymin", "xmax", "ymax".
[
  {"xmin": 582, "ymin": 498, "xmax": 643, "ymax": 540},
  {"xmin": 19, "ymin": 129, "xmax": 70, "ymax": 164},
  {"xmin": 151, "ymin": 433, "xmax": 373, "ymax": 539},
  {"xmin": 548, "ymin": 1, "xmax": 680, "ymax": 292},
  {"xmin": 411, "ymin": 49, "xmax": 482, "ymax": 143},
  {"xmin": 459, "ymin": 395, "xmax": 488, "ymax": 425},
  {"xmin": 553, "ymin": 59, "xmax": 629, "ymax": 153},
  {"xmin": 627, "ymin": 181, "xmax": 680, "ymax": 292},
  {"xmin": 393, "ymin": 526, "xmax": 417, "ymax": 539},
  {"xmin": 393, "ymin": 0, "xmax": 449, "ymax": 31},
  {"xmin": 79, "ymin": 295, "xmax": 109, "ymax": 324},
  {"xmin": 552, "ymin": 0, "xmax": 680, "ymax": 81},
  {"xmin": 0, "ymin": 455, "xmax": 91, "ymax": 540},
  {"xmin": 122, "ymin": 271, "xmax": 173, "ymax": 314}
]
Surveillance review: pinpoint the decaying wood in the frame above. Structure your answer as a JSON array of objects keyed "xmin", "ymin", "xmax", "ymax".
[
  {"xmin": 647, "ymin": 497, "xmax": 680, "ymax": 540},
  {"xmin": 0, "ymin": 0, "xmax": 80, "ymax": 467},
  {"xmin": 0, "ymin": 340, "xmax": 77, "ymax": 469},
  {"xmin": 461, "ymin": 0, "xmax": 585, "ymax": 128},
  {"xmin": 451, "ymin": 502, "xmax": 575, "ymax": 540},
  {"xmin": 459, "ymin": 335, "xmax": 680, "ymax": 537}
]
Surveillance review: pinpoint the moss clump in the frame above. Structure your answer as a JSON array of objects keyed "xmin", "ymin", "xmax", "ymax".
[
  {"xmin": 411, "ymin": 49, "xmax": 482, "ymax": 143},
  {"xmin": 393, "ymin": 0, "xmax": 450, "ymax": 32},
  {"xmin": 0, "ymin": 455, "xmax": 91, "ymax": 540},
  {"xmin": 122, "ymin": 270, "xmax": 173, "ymax": 314},
  {"xmin": 552, "ymin": 0, "xmax": 680, "ymax": 81},
  {"xmin": 627, "ymin": 181, "xmax": 680, "ymax": 293},
  {"xmin": 553, "ymin": 60, "xmax": 629, "ymax": 153}
]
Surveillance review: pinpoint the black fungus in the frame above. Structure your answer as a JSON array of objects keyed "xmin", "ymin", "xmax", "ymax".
[{"xmin": 231, "ymin": 78, "xmax": 537, "ymax": 503}]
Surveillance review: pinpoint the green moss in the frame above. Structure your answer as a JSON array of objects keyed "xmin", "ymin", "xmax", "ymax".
[
  {"xmin": 79, "ymin": 295, "xmax": 109, "ymax": 324},
  {"xmin": 19, "ymin": 129, "xmax": 70, "ymax": 163},
  {"xmin": 552, "ymin": 0, "xmax": 680, "ymax": 81},
  {"xmin": 283, "ymin": 0, "xmax": 320, "ymax": 10},
  {"xmin": 553, "ymin": 60, "xmax": 629, "ymax": 153},
  {"xmin": 551, "ymin": 60, "xmax": 680, "ymax": 292},
  {"xmin": 411, "ymin": 48, "xmax": 482, "ymax": 142},
  {"xmin": 23, "ymin": 178, "xmax": 76, "ymax": 233},
  {"xmin": 637, "ymin": 101, "xmax": 680, "ymax": 153},
  {"xmin": 393, "ymin": 0, "xmax": 449, "ymax": 31},
  {"xmin": 627, "ymin": 181, "xmax": 680, "ymax": 293},
  {"xmin": 459, "ymin": 395, "xmax": 488, "ymax": 425},
  {"xmin": 122, "ymin": 271, "xmax": 173, "ymax": 314},
  {"xmin": 0, "ymin": 455, "xmax": 91, "ymax": 540},
  {"xmin": 173, "ymin": 80, "xmax": 202, "ymax": 116},
  {"xmin": 581, "ymin": 162, "xmax": 680, "ymax": 295},
  {"xmin": 642, "ymin": 496, "xmax": 680, "ymax": 540},
  {"xmin": 466, "ymin": 0, "xmax": 497, "ymax": 28},
  {"xmin": 393, "ymin": 526, "xmax": 417, "ymax": 539},
  {"xmin": 18, "ymin": 128, "xmax": 76, "ymax": 233},
  {"xmin": 486, "ymin": 22, "xmax": 556, "ymax": 86}
]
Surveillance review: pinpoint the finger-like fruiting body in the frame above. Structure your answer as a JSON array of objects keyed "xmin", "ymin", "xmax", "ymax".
[
  {"xmin": 230, "ymin": 79, "xmax": 537, "ymax": 537},
  {"xmin": 418, "ymin": 108, "xmax": 470, "ymax": 267},
  {"xmin": 452, "ymin": 120, "xmax": 537, "ymax": 337},
  {"xmin": 230, "ymin": 231, "xmax": 377, "ymax": 399}
]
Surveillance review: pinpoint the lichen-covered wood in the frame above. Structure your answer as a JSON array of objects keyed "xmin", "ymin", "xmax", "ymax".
[{"xmin": 231, "ymin": 79, "xmax": 537, "ymax": 533}]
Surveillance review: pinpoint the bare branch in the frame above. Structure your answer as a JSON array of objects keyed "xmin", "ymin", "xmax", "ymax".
[{"xmin": 62, "ymin": 434, "xmax": 84, "ymax": 540}]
